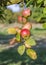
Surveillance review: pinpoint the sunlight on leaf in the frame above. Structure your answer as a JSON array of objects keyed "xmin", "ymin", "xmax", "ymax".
[
  {"xmin": 43, "ymin": 7, "xmax": 46, "ymax": 14},
  {"xmin": 16, "ymin": 33, "xmax": 20, "ymax": 42},
  {"xmin": 24, "ymin": 37, "xmax": 36, "ymax": 47},
  {"xmin": 17, "ymin": 45, "xmax": 25, "ymax": 55},
  {"xmin": 37, "ymin": 0, "xmax": 43, "ymax": 4},
  {"xmin": 7, "ymin": 28, "xmax": 16, "ymax": 34},
  {"xmin": 44, "ymin": 0, "xmax": 46, "ymax": 6},
  {"xmin": 7, "ymin": 0, "xmax": 22, "ymax": 5},
  {"xmin": 26, "ymin": 49, "xmax": 37, "ymax": 60}
]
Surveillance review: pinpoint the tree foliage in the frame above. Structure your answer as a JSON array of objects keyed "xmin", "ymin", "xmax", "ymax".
[
  {"xmin": 0, "ymin": 0, "xmax": 22, "ymax": 23},
  {"xmin": 25, "ymin": 0, "xmax": 46, "ymax": 23},
  {"xmin": 0, "ymin": 0, "xmax": 46, "ymax": 23}
]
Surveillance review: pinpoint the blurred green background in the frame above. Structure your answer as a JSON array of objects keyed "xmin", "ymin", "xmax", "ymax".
[{"xmin": 0, "ymin": 0, "xmax": 46, "ymax": 24}]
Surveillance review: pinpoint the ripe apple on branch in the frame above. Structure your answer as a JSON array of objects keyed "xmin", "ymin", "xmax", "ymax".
[
  {"xmin": 9, "ymin": 22, "xmax": 32, "ymax": 45},
  {"xmin": 7, "ymin": 8, "xmax": 37, "ymax": 60},
  {"xmin": 17, "ymin": 8, "xmax": 32, "ymax": 24}
]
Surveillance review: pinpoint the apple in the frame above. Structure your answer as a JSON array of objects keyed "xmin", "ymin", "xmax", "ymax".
[
  {"xmin": 18, "ymin": 16, "xmax": 27, "ymax": 24},
  {"xmin": 20, "ymin": 29, "xmax": 30, "ymax": 39},
  {"xmin": 18, "ymin": 16, "xmax": 22, "ymax": 23},
  {"xmin": 22, "ymin": 17, "xmax": 27, "ymax": 24},
  {"xmin": 22, "ymin": 8, "xmax": 31, "ymax": 17},
  {"xmin": 22, "ymin": 22, "xmax": 32, "ymax": 30}
]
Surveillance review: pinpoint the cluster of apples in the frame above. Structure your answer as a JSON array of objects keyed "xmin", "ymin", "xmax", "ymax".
[
  {"xmin": 7, "ymin": 8, "xmax": 32, "ymax": 46},
  {"xmin": 7, "ymin": 8, "xmax": 37, "ymax": 60},
  {"xmin": 8, "ymin": 22, "xmax": 32, "ymax": 46},
  {"xmin": 7, "ymin": 22, "xmax": 37, "ymax": 60},
  {"xmin": 18, "ymin": 8, "xmax": 31, "ymax": 24}
]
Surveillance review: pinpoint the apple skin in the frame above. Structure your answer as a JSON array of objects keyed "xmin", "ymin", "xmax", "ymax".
[
  {"xmin": 18, "ymin": 16, "xmax": 27, "ymax": 24},
  {"xmin": 22, "ymin": 17, "xmax": 27, "ymax": 24},
  {"xmin": 20, "ymin": 29, "xmax": 30, "ymax": 39},
  {"xmin": 22, "ymin": 8, "xmax": 31, "ymax": 17},
  {"xmin": 22, "ymin": 22, "xmax": 32, "ymax": 30},
  {"xmin": 18, "ymin": 16, "xmax": 22, "ymax": 23}
]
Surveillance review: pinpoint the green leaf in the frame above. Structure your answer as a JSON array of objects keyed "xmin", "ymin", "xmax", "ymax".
[
  {"xmin": 17, "ymin": 45, "xmax": 25, "ymax": 55},
  {"xmin": 26, "ymin": 49, "xmax": 37, "ymax": 60},
  {"xmin": 37, "ymin": 0, "xmax": 43, "ymax": 4},
  {"xmin": 44, "ymin": 0, "xmax": 46, "ymax": 6},
  {"xmin": 43, "ymin": 7, "xmax": 46, "ymax": 14},
  {"xmin": 24, "ymin": 37, "xmax": 36, "ymax": 47},
  {"xmin": 26, "ymin": 0, "xmax": 33, "ymax": 7},
  {"xmin": 7, "ymin": 0, "xmax": 22, "ymax": 5},
  {"xmin": 42, "ymin": 23, "xmax": 46, "ymax": 29},
  {"xmin": 31, "ymin": 9, "xmax": 43, "ymax": 22},
  {"xmin": 16, "ymin": 33, "xmax": 20, "ymax": 42},
  {"xmin": 42, "ymin": 13, "xmax": 46, "ymax": 18}
]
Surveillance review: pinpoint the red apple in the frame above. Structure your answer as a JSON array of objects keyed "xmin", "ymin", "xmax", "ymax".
[
  {"xmin": 22, "ymin": 22, "xmax": 32, "ymax": 30},
  {"xmin": 18, "ymin": 16, "xmax": 22, "ymax": 23},
  {"xmin": 22, "ymin": 17, "xmax": 27, "ymax": 24},
  {"xmin": 20, "ymin": 29, "xmax": 30, "ymax": 39},
  {"xmin": 22, "ymin": 8, "xmax": 31, "ymax": 17},
  {"xmin": 18, "ymin": 16, "xmax": 27, "ymax": 24}
]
